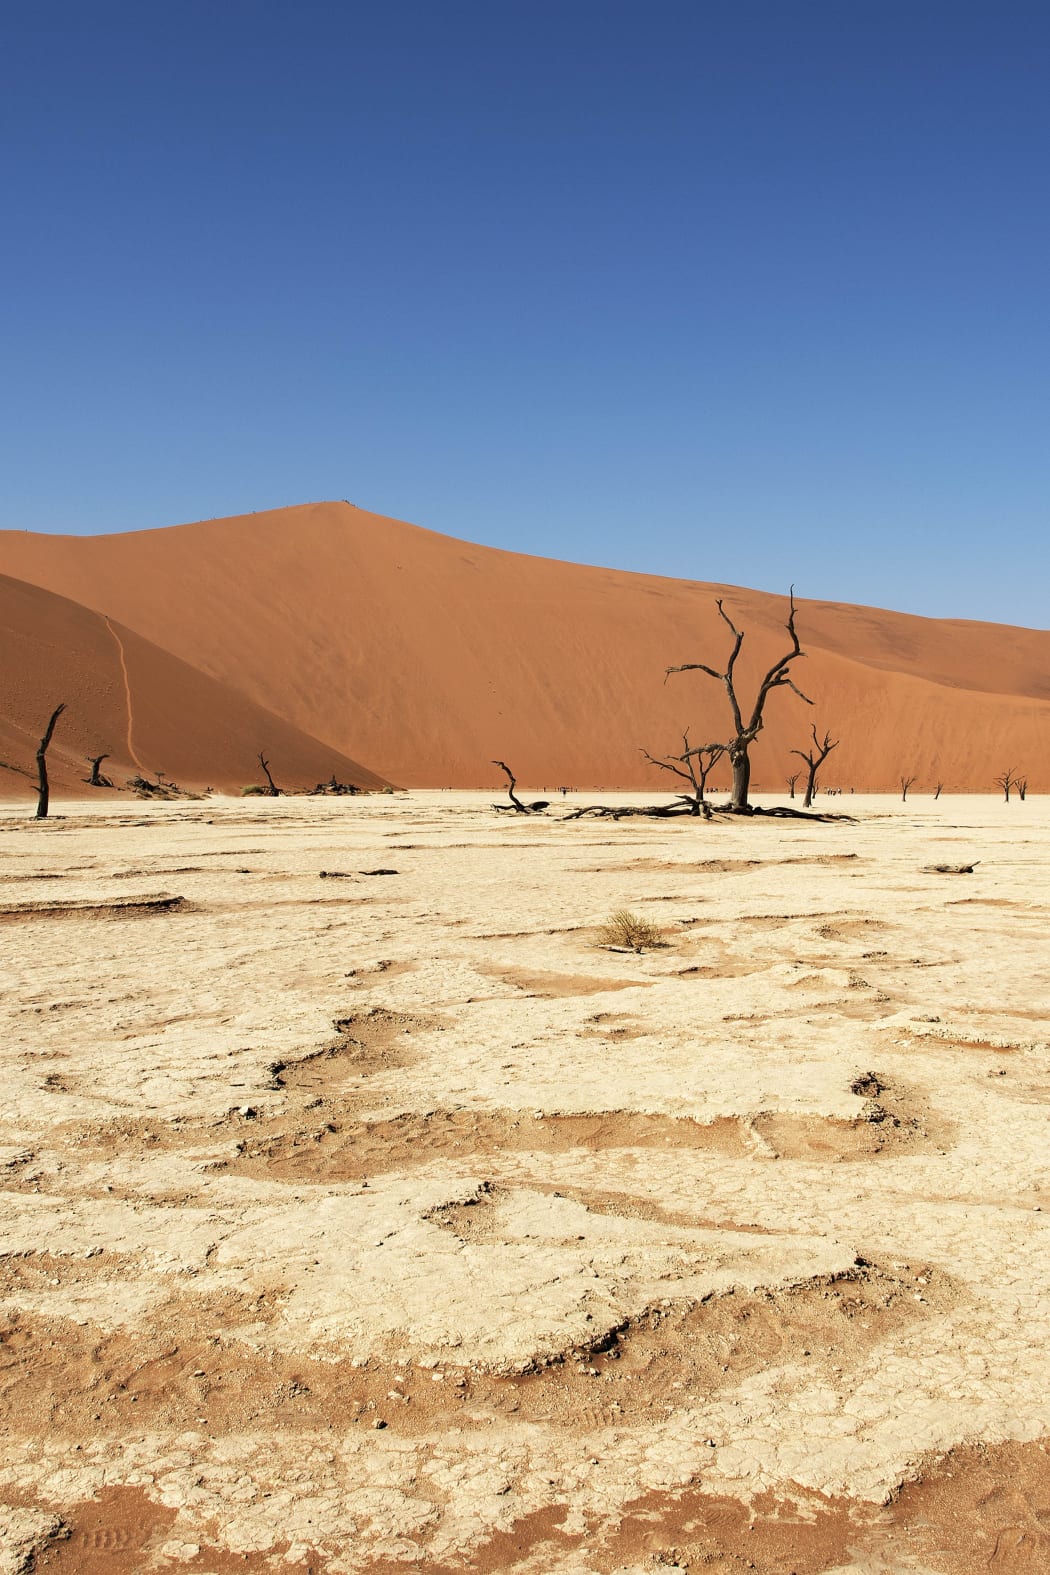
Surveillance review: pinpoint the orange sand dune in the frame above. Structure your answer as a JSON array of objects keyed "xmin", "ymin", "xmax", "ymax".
[
  {"xmin": 0, "ymin": 572, "xmax": 391, "ymax": 801},
  {"xmin": 1, "ymin": 502, "xmax": 1047, "ymax": 792}
]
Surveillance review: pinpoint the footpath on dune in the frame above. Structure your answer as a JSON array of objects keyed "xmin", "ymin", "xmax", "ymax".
[
  {"xmin": 1, "ymin": 501, "xmax": 1048, "ymax": 791},
  {"xmin": 0, "ymin": 572, "xmax": 391, "ymax": 799}
]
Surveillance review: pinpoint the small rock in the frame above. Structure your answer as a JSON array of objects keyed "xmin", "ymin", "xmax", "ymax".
[{"xmin": 372, "ymin": 1418, "xmax": 387, "ymax": 1430}]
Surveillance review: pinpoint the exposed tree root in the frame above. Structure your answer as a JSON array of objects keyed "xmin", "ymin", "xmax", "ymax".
[{"xmin": 565, "ymin": 799, "xmax": 854, "ymax": 822}]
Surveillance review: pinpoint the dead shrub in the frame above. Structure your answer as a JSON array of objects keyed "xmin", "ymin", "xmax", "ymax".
[{"xmin": 595, "ymin": 908, "xmax": 664, "ymax": 952}]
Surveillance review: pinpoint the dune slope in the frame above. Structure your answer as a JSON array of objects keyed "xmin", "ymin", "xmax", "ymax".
[
  {"xmin": 0, "ymin": 502, "xmax": 1047, "ymax": 791},
  {"xmin": 0, "ymin": 572, "xmax": 391, "ymax": 800}
]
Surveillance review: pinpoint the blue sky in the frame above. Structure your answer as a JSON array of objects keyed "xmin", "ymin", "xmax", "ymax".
[{"xmin": 2, "ymin": 1, "xmax": 1048, "ymax": 624}]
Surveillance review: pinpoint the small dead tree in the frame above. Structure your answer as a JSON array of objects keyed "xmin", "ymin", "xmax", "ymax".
[
  {"xmin": 1018, "ymin": 777, "xmax": 1028, "ymax": 801},
  {"xmin": 900, "ymin": 775, "xmax": 917, "ymax": 802},
  {"xmin": 641, "ymin": 731, "xmax": 724, "ymax": 813},
  {"xmin": 667, "ymin": 590, "xmax": 811, "ymax": 811},
  {"xmin": 35, "ymin": 703, "xmax": 66, "ymax": 820},
  {"xmin": 787, "ymin": 771, "xmax": 801, "ymax": 800},
  {"xmin": 933, "ymin": 782, "xmax": 943, "ymax": 800},
  {"xmin": 492, "ymin": 760, "xmax": 549, "ymax": 814},
  {"xmin": 86, "ymin": 753, "xmax": 112, "ymax": 788},
  {"xmin": 258, "ymin": 751, "xmax": 281, "ymax": 796},
  {"xmin": 791, "ymin": 726, "xmax": 839, "ymax": 810},
  {"xmin": 994, "ymin": 769, "xmax": 1018, "ymax": 802}
]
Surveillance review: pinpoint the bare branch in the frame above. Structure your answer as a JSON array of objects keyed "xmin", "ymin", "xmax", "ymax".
[
  {"xmin": 666, "ymin": 601, "xmax": 745, "ymax": 735},
  {"xmin": 640, "ymin": 747, "xmax": 694, "ymax": 787},
  {"xmin": 679, "ymin": 740, "xmax": 728, "ymax": 760},
  {"xmin": 665, "ymin": 661, "xmax": 723, "ymax": 681},
  {"xmin": 770, "ymin": 675, "xmax": 814, "ymax": 706}
]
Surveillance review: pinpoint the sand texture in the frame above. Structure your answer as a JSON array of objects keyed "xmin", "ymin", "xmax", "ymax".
[
  {"xmin": 2, "ymin": 791, "xmax": 1049, "ymax": 1572},
  {"xmin": 1, "ymin": 501, "xmax": 1049, "ymax": 793},
  {"xmin": 0, "ymin": 572, "xmax": 391, "ymax": 799}
]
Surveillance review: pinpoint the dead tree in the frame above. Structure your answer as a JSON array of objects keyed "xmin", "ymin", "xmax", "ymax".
[
  {"xmin": 492, "ymin": 760, "xmax": 549, "ymax": 814},
  {"xmin": 790, "ymin": 726, "xmax": 839, "ymax": 810},
  {"xmin": 900, "ymin": 775, "xmax": 917, "ymax": 802},
  {"xmin": 1018, "ymin": 777, "xmax": 1028, "ymax": 801},
  {"xmin": 641, "ymin": 732, "xmax": 725, "ymax": 813},
  {"xmin": 667, "ymin": 590, "xmax": 811, "ymax": 811},
  {"xmin": 933, "ymin": 782, "xmax": 943, "ymax": 800},
  {"xmin": 86, "ymin": 753, "xmax": 112, "ymax": 787},
  {"xmin": 258, "ymin": 752, "xmax": 281, "ymax": 796},
  {"xmin": 787, "ymin": 771, "xmax": 801, "ymax": 799},
  {"xmin": 35, "ymin": 703, "xmax": 66, "ymax": 819},
  {"xmin": 994, "ymin": 769, "xmax": 1018, "ymax": 803}
]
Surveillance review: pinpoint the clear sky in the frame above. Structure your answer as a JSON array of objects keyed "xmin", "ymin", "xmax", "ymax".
[{"xmin": 2, "ymin": 2, "xmax": 1048, "ymax": 625}]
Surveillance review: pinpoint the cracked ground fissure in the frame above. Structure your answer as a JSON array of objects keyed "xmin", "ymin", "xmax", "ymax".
[{"xmin": 2, "ymin": 792, "xmax": 1050, "ymax": 1573}]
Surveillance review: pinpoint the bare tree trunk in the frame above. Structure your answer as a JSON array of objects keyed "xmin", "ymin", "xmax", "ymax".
[
  {"xmin": 258, "ymin": 752, "xmax": 281, "ymax": 796},
  {"xmin": 36, "ymin": 704, "xmax": 66, "ymax": 820},
  {"xmin": 87, "ymin": 753, "xmax": 111, "ymax": 787},
  {"xmin": 787, "ymin": 773, "xmax": 800, "ymax": 799},
  {"xmin": 803, "ymin": 764, "xmax": 818, "ymax": 809},
  {"xmin": 729, "ymin": 748, "xmax": 750, "ymax": 811},
  {"xmin": 493, "ymin": 759, "xmax": 525, "ymax": 811},
  {"xmin": 491, "ymin": 760, "xmax": 548, "ymax": 813},
  {"xmin": 933, "ymin": 782, "xmax": 943, "ymax": 800}
]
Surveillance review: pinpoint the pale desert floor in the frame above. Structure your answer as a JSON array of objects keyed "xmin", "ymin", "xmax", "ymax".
[{"xmin": 1, "ymin": 792, "xmax": 1049, "ymax": 1574}]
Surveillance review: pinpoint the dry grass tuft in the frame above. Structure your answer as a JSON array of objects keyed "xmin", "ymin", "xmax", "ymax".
[{"xmin": 595, "ymin": 909, "xmax": 665, "ymax": 952}]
